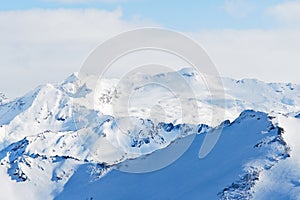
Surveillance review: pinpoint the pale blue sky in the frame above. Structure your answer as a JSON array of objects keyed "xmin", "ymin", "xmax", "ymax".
[{"xmin": 0, "ymin": 0, "xmax": 288, "ymax": 31}]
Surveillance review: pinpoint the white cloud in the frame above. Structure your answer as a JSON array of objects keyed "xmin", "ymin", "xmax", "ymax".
[
  {"xmin": 267, "ymin": 1, "xmax": 300, "ymax": 26},
  {"xmin": 0, "ymin": 8, "xmax": 157, "ymax": 98},
  {"xmin": 224, "ymin": 0, "xmax": 254, "ymax": 18},
  {"xmin": 1, "ymin": 8, "xmax": 300, "ymax": 99},
  {"xmin": 191, "ymin": 29, "xmax": 300, "ymax": 84}
]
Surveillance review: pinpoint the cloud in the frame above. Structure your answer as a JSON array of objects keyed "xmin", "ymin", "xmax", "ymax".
[
  {"xmin": 191, "ymin": 29, "xmax": 300, "ymax": 85},
  {"xmin": 267, "ymin": 1, "xmax": 300, "ymax": 26},
  {"xmin": 1, "ymin": 8, "xmax": 300, "ymax": 99},
  {"xmin": 224, "ymin": 0, "xmax": 254, "ymax": 18},
  {"xmin": 0, "ymin": 8, "xmax": 157, "ymax": 98}
]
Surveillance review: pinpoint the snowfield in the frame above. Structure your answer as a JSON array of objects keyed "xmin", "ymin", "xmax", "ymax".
[{"xmin": 0, "ymin": 68, "xmax": 299, "ymax": 199}]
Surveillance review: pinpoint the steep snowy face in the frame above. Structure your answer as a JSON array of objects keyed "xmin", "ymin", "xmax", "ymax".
[
  {"xmin": 55, "ymin": 111, "xmax": 290, "ymax": 200},
  {"xmin": 0, "ymin": 69, "xmax": 300, "ymax": 200},
  {"xmin": 0, "ymin": 72, "xmax": 212, "ymax": 199},
  {"xmin": 253, "ymin": 116, "xmax": 300, "ymax": 200}
]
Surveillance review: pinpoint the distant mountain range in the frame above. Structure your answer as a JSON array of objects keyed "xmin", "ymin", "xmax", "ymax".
[{"xmin": 0, "ymin": 68, "xmax": 299, "ymax": 199}]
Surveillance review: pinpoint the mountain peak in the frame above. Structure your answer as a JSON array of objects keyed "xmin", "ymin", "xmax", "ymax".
[{"xmin": 1, "ymin": 69, "xmax": 300, "ymax": 199}]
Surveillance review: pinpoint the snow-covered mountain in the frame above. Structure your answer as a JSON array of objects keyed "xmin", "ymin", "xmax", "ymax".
[{"xmin": 0, "ymin": 68, "xmax": 300, "ymax": 199}]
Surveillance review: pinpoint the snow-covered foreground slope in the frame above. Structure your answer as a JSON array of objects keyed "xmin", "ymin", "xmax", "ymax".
[
  {"xmin": 55, "ymin": 111, "xmax": 290, "ymax": 200},
  {"xmin": 0, "ymin": 68, "xmax": 300, "ymax": 199},
  {"xmin": 253, "ymin": 116, "xmax": 300, "ymax": 199}
]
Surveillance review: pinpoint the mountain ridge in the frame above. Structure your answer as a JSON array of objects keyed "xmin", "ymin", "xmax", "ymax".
[{"xmin": 0, "ymin": 68, "xmax": 300, "ymax": 199}]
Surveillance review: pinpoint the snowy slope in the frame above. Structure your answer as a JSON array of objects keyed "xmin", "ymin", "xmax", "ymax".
[
  {"xmin": 253, "ymin": 116, "xmax": 300, "ymax": 199},
  {"xmin": 0, "ymin": 68, "xmax": 300, "ymax": 199},
  {"xmin": 93, "ymin": 68, "xmax": 300, "ymax": 126},
  {"xmin": 55, "ymin": 111, "xmax": 290, "ymax": 200}
]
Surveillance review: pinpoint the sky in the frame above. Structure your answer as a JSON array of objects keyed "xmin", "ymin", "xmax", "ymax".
[{"xmin": 0, "ymin": 0, "xmax": 300, "ymax": 98}]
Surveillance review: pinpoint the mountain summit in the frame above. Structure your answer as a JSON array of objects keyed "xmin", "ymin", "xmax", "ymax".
[{"xmin": 0, "ymin": 69, "xmax": 300, "ymax": 199}]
